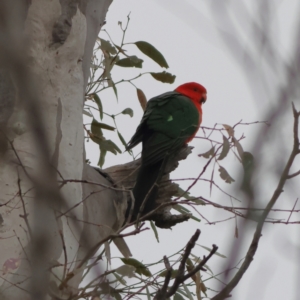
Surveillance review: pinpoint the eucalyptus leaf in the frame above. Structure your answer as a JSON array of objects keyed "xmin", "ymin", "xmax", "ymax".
[
  {"xmin": 218, "ymin": 166, "xmax": 235, "ymax": 183},
  {"xmin": 199, "ymin": 146, "xmax": 215, "ymax": 159},
  {"xmin": 83, "ymin": 109, "xmax": 93, "ymax": 117},
  {"xmin": 183, "ymin": 283, "xmax": 194, "ymax": 300},
  {"xmin": 113, "ymin": 272, "xmax": 126, "ymax": 285},
  {"xmin": 99, "ymin": 139, "xmax": 121, "ymax": 155},
  {"xmin": 199, "ymin": 245, "xmax": 227, "ymax": 258},
  {"xmin": 223, "ymin": 124, "xmax": 234, "ymax": 137},
  {"xmin": 232, "ymin": 137, "xmax": 244, "ymax": 159},
  {"xmin": 120, "ymin": 258, "xmax": 152, "ymax": 277},
  {"xmin": 99, "ymin": 38, "xmax": 117, "ymax": 54},
  {"xmin": 115, "ymin": 265, "xmax": 136, "ymax": 278},
  {"xmin": 117, "ymin": 131, "xmax": 127, "ymax": 148},
  {"xmin": 121, "ymin": 108, "xmax": 134, "ymax": 117},
  {"xmin": 134, "ymin": 41, "xmax": 169, "ymax": 68},
  {"xmin": 98, "ymin": 149, "xmax": 106, "ymax": 167},
  {"xmin": 150, "ymin": 71, "xmax": 176, "ymax": 84},
  {"xmin": 150, "ymin": 220, "xmax": 159, "ymax": 243},
  {"xmin": 175, "ymin": 187, "xmax": 205, "ymax": 205},
  {"xmin": 218, "ymin": 135, "xmax": 230, "ymax": 160},
  {"xmin": 136, "ymin": 88, "xmax": 147, "ymax": 111},
  {"xmin": 92, "ymin": 119, "xmax": 115, "ymax": 131},
  {"xmin": 92, "ymin": 93, "xmax": 103, "ymax": 120},
  {"xmin": 111, "ymin": 80, "xmax": 118, "ymax": 100},
  {"xmin": 91, "ymin": 119, "xmax": 104, "ymax": 144},
  {"xmin": 115, "ymin": 55, "xmax": 143, "ymax": 68},
  {"xmin": 174, "ymin": 293, "xmax": 185, "ymax": 300},
  {"xmin": 159, "ymin": 269, "xmax": 178, "ymax": 279},
  {"xmin": 173, "ymin": 205, "xmax": 201, "ymax": 222}
]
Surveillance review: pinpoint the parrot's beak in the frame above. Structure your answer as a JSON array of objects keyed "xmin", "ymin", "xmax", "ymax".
[{"xmin": 201, "ymin": 93, "xmax": 207, "ymax": 104}]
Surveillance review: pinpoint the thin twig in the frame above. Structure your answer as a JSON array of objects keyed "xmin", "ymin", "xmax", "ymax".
[{"xmin": 211, "ymin": 104, "xmax": 300, "ymax": 300}]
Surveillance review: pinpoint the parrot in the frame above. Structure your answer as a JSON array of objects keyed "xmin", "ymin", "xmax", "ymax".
[{"xmin": 126, "ymin": 82, "xmax": 207, "ymax": 220}]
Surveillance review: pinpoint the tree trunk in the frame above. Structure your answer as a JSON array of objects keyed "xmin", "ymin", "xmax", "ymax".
[{"xmin": 0, "ymin": 1, "xmax": 112, "ymax": 299}]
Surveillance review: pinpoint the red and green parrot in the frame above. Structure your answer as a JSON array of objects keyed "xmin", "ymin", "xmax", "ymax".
[{"xmin": 126, "ymin": 82, "xmax": 207, "ymax": 220}]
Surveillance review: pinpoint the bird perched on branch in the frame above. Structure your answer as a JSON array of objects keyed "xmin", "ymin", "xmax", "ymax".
[{"xmin": 126, "ymin": 82, "xmax": 207, "ymax": 220}]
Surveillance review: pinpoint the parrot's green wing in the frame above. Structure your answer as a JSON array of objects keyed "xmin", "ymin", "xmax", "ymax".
[{"xmin": 127, "ymin": 91, "xmax": 200, "ymax": 165}]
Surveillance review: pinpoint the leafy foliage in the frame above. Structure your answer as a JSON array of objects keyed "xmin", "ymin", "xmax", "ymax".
[{"xmin": 84, "ymin": 14, "xmax": 176, "ymax": 167}]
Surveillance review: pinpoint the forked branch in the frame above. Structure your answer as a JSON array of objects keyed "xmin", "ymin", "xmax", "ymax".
[{"xmin": 154, "ymin": 229, "xmax": 218, "ymax": 300}]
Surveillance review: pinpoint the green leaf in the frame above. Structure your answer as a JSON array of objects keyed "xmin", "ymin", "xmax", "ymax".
[
  {"xmin": 115, "ymin": 55, "xmax": 143, "ymax": 68},
  {"xmin": 159, "ymin": 269, "xmax": 178, "ymax": 279},
  {"xmin": 120, "ymin": 258, "xmax": 145, "ymax": 268},
  {"xmin": 92, "ymin": 93, "xmax": 103, "ymax": 120},
  {"xmin": 175, "ymin": 187, "xmax": 205, "ymax": 205},
  {"xmin": 150, "ymin": 220, "xmax": 159, "ymax": 243},
  {"xmin": 100, "ymin": 139, "xmax": 121, "ymax": 155},
  {"xmin": 117, "ymin": 131, "xmax": 127, "ymax": 148},
  {"xmin": 136, "ymin": 88, "xmax": 147, "ymax": 111},
  {"xmin": 121, "ymin": 108, "xmax": 134, "ymax": 117},
  {"xmin": 83, "ymin": 109, "xmax": 93, "ymax": 117},
  {"xmin": 232, "ymin": 137, "xmax": 244, "ymax": 159},
  {"xmin": 113, "ymin": 272, "xmax": 126, "ymax": 285},
  {"xmin": 92, "ymin": 118, "xmax": 115, "ymax": 131},
  {"xmin": 198, "ymin": 245, "xmax": 227, "ymax": 258},
  {"xmin": 107, "ymin": 77, "xmax": 118, "ymax": 100},
  {"xmin": 115, "ymin": 265, "xmax": 135, "ymax": 278},
  {"xmin": 134, "ymin": 41, "xmax": 169, "ymax": 68},
  {"xmin": 150, "ymin": 71, "xmax": 176, "ymax": 84},
  {"xmin": 97, "ymin": 138, "xmax": 122, "ymax": 167},
  {"xmin": 98, "ymin": 149, "xmax": 106, "ymax": 168},
  {"xmin": 223, "ymin": 124, "xmax": 234, "ymax": 137},
  {"xmin": 173, "ymin": 205, "xmax": 201, "ymax": 222},
  {"xmin": 120, "ymin": 258, "xmax": 152, "ymax": 277},
  {"xmin": 99, "ymin": 38, "xmax": 117, "ymax": 54},
  {"xmin": 112, "ymin": 80, "xmax": 118, "ymax": 100},
  {"xmin": 91, "ymin": 118, "xmax": 104, "ymax": 143},
  {"xmin": 112, "ymin": 291, "xmax": 122, "ymax": 300},
  {"xmin": 174, "ymin": 293, "xmax": 185, "ymax": 300},
  {"xmin": 183, "ymin": 283, "xmax": 194, "ymax": 300},
  {"xmin": 218, "ymin": 135, "xmax": 230, "ymax": 160},
  {"xmin": 198, "ymin": 146, "xmax": 215, "ymax": 159},
  {"xmin": 218, "ymin": 166, "xmax": 235, "ymax": 183}
]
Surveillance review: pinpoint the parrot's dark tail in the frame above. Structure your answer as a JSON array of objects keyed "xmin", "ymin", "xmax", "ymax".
[{"xmin": 130, "ymin": 159, "xmax": 165, "ymax": 221}]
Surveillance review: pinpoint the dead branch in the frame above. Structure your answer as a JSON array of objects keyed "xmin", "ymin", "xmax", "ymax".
[
  {"xmin": 104, "ymin": 145, "xmax": 194, "ymax": 228},
  {"xmin": 154, "ymin": 229, "xmax": 218, "ymax": 300},
  {"xmin": 211, "ymin": 103, "xmax": 300, "ymax": 300}
]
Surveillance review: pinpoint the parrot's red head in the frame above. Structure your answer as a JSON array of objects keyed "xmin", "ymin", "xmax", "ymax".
[
  {"xmin": 175, "ymin": 82, "xmax": 207, "ymax": 142},
  {"xmin": 175, "ymin": 82, "xmax": 207, "ymax": 108}
]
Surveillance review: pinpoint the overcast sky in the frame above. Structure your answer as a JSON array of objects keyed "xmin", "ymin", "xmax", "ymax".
[{"xmin": 85, "ymin": 1, "xmax": 300, "ymax": 299}]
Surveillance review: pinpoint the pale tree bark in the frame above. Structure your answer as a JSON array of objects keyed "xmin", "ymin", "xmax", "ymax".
[{"xmin": 0, "ymin": 1, "xmax": 114, "ymax": 299}]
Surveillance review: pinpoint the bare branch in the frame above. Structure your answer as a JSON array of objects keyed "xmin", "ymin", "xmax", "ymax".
[
  {"xmin": 287, "ymin": 169, "xmax": 300, "ymax": 179},
  {"xmin": 212, "ymin": 104, "xmax": 300, "ymax": 300},
  {"xmin": 154, "ymin": 229, "xmax": 218, "ymax": 300}
]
